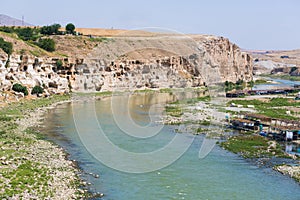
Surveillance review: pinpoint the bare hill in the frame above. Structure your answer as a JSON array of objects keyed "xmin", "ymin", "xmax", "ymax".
[
  {"xmin": 0, "ymin": 14, "xmax": 33, "ymax": 26},
  {"xmin": 247, "ymin": 49, "xmax": 300, "ymax": 65}
]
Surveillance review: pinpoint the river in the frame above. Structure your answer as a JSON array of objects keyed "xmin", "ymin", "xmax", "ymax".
[
  {"xmin": 41, "ymin": 91, "xmax": 300, "ymax": 200},
  {"xmin": 253, "ymin": 78, "xmax": 300, "ymax": 90}
]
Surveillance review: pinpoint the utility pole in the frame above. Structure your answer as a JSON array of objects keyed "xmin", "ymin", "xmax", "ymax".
[{"xmin": 22, "ymin": 15, "xmax": 24, "ymax": 26}]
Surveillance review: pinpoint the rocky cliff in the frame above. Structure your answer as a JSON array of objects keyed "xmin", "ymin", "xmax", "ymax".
[{"xmin": 0, "ymin": 33, "xmax": 253, "ymax": 99}]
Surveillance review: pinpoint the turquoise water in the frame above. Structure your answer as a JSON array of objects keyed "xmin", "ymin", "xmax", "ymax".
[{"xmin": 43, "ymin": 93, "xmax": 300, "ymax": 200}]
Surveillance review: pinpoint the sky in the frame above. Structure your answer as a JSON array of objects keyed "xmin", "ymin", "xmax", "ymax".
[{"xmin": 1, "ymin": 0, "xmax": 300, "ymax": 50}]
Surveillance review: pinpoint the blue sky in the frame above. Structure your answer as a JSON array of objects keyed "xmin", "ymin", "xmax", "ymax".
[{"xmin": 1, "ymin": 0, "xmax": 300, "ymax": 50}]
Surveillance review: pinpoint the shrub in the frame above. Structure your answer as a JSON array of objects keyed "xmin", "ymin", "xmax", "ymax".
[
  {"xmin": 56, "ymin": 59, "xmax": 63, "ymax": 70},
  {"xmin": 31, "ymin": 85, "xmax": 44, "ymax": 95},
  {"xmin": 0, "ymin": 37, "xmax": 13, "ymax": 55},
  {"xmin": 12, "ymin": 83, "xmax": 28, "ymax": 96},
  {"xmin": 36, "ymin": 38, "xmax": 55, "ymax": 52}
]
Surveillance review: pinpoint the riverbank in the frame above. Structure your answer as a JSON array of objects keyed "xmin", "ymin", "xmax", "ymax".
[{"xmin": 0, "ymin": 95, "xmax": 87, "ymax": 199}]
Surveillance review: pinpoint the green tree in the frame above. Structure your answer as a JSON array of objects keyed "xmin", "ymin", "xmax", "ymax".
[
  {"xmin": 36, "ymin": 38, "xmax": 55, "ymax": 52},
  {"xmin": 31, "ymin": 85, "xmax": 44, "ymax": 95},
  {"xmin": 41, "ymin": 24, "xmax": 61, "ymax": 35},
  {"xmin": 15, "ymin": 27, "xmax": 34, "ymax": 41},
  {"xmin": 66, "ymin": 23, "xmax": 75, "ymax": 34},
  {"xmin": 12, "ymin": 83, "xmax": 28, "ymax": 96}
]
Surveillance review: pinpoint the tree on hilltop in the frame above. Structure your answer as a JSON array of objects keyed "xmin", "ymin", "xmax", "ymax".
[
  {"xmin": 41, "ymin": 24, "xmax": 62, "ymax": 35},
  {"xmin": 66, "ymin": 23, "xmax": 75, "ymax": 35}
]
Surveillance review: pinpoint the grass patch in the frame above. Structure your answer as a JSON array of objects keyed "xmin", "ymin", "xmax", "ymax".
[
  {"xmin": 220, "ymin": 135, "xmax": 286, "ymax": 158},
  {"xmin": 159, "ymin": 88, "xmax": 173, "ymax": 93},
  {"xmin": 254, "ymin": 79, "xmax": 269, "ymax": 85},
  {"xmin": 1, "ymin": 161, "xmax": 51, "ymax": 198},
  {"xmin": 228, "ymin": 97, "xmax": 300, "ymax": 120},
  {"xmin": 165, "ymin": 105, "xmax": 183, "ymax": 117},
  {"xmin": 196, "ymin": 127, "xmax": 209, "ymax": 133},
  {"xmin": 1, "ymin": 95, "xmax": 70, "ymax": 117},
  {"xmin": 221, "ymin": 135, "xmax": 268, "ymax": 158},
  {"xmin": 199, "ymin": 120, "xmax": 210, "ymax": 126},
  {"xmin": 56, "ymin": 52, "xmax": 69, "ymax": 57},
  {"xmin": 29, "ymin": 49, "xmax": 42, "ymax": 57},
  {"xmin": 0, "ymin": 115, "xmax": 13, "ymax": 121},
  {"xmin": 133, "ymin": 89, "xmax": 155, "ymax": 94}
]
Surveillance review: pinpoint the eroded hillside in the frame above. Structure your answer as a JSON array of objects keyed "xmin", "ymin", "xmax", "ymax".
[{"xmin": 0, "ymin": 29, "xmax": 253, "ymax": 102}]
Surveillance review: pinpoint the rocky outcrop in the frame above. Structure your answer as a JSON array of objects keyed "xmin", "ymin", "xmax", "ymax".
[{"xmin": 0, "ymin": 34, "xmax": 253, "ymax": 96}]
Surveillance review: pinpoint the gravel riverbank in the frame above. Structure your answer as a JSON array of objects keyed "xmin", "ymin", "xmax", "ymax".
[{"xmin": 0, "ymin": 96, "xmax": 86, "ymax": 199}]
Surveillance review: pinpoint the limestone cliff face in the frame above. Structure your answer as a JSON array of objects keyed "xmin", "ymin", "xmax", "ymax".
[
  {"xmin": 0, "ymin": 35, "xmax": 253, "ymax": 96},
  {"xmin": 199, "ymin": 37, "xmax": 252, "ymax": 83},
  {"xmin": 72, "ymin": 35, "xmax": 253, "ymax": 91}
]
